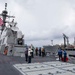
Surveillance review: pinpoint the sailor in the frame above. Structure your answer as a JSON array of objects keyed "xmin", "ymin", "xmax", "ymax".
[
  {"xmin": 35, "ymin": 47, "xmax": 38, "ymax": 56},
  {"xmin": 25, "ymin": 47, "xmax": 28, "ymax": 62},
  {"xmin": 31, "ymin": 44, "xmax": 34, "ymax": 58},
  {"xmin": 41, "ymin": 47, "xmax": 45, "ymax": 57},
  {"xmin": 4, "ymin": 47, "xmax": 8, "ymax": 55},
  {"xmin": 58, "ymin": 47, "xmax": 62, "ymax": 61},
  {"xmin": 28, "ymin": 46, "xmax": 32, "ymax": 63},
  {"xmin": 63, "ymin": 50, "xmax": 67, "ymax": 62},
  {"xmin": 31, "ymin": 49, "xmax": 33, "ymax": 58},
  {"xmin": 39, "ymin": 47, "xmax": 41, "ymax": 56}
]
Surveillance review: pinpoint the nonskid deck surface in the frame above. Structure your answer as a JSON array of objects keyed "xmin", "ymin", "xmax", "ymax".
[
  {"xmin": 0, "ymin": 53, "xmax": 75, "ymax": 75},
  {"xmin": 14, "ymin": 61, "xmax": 75, "ymax": 75}
]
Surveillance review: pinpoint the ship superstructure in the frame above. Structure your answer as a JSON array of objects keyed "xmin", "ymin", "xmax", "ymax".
[{"xmin": 0, "ymin": 3, "xmax": 26, "ymax": 56}]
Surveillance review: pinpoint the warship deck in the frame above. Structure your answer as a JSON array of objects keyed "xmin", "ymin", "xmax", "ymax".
[{"xmin": 0, "ymin": 53, "xmax": 75, "ymax": 75}]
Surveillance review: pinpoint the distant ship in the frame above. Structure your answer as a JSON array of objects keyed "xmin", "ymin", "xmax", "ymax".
[
  {"xmin": 43, "ymin": 45, "xmax": 59, "ymax": 56},
  {"xmin": 0, "ymin": 3, "xmax": 26, "ymax": 56},
  {"xmin": 43, "ymin": 44, "xmax": 75, "ymax": 57}
]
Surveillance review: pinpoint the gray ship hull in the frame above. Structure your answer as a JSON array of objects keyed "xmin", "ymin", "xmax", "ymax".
[{"xmin": 43, "ymin": 45, "xmax": 59, "ymax": 56}]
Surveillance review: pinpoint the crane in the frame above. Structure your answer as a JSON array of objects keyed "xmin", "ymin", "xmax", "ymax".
[{"xmin": 63, "ymin": 33, "xmax": 69, "ymax": 48}]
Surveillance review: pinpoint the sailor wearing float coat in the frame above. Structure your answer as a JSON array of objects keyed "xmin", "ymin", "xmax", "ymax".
[{"xmin": 28, "ymin": 47, "xmax": 32, "ymax": 63}]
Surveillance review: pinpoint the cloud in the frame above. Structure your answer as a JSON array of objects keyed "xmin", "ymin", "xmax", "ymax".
[{"xmin": 0, "ymin": 0, "xmax": 75, "ymax": 47}]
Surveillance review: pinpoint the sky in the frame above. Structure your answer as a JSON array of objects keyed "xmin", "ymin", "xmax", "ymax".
[{"xmin": 0, "ymin": 0, "xmax": 75, "ymax": 47}]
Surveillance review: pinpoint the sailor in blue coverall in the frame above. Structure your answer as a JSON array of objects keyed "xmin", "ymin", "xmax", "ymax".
[
  {"xmin": 58, "ymin": 48, "xmax": 62, "ymax": 61},
  {"xmin": 63, "ymin": 50, "xmax": 67, "ymax": 62}
]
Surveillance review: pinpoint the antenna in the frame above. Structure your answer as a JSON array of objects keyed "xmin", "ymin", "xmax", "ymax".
[
  {"xmin": 5, "ymin": 3, "xmax": 7, "ymax": 10},
  {"xmin": 51, "ymin": 40, "xmax": 53, "ymax": 46},
  {"xmin": 0, "ymin": 3, "xmax": 15, "ymax": 31}
]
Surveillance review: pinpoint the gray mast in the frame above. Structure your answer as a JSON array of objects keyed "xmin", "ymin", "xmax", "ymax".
[{"xmin": 0, "ymin": 3, "xmax": 15, "ymax": 31}]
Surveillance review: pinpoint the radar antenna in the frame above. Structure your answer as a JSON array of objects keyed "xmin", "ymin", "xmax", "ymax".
[
  {"xmin": 5, "ymin": 3, "xmax": 7, "ymax": 10},
  {"xmin": 0, "ymin": 3, "xmax": 15, "ymax": 31}
]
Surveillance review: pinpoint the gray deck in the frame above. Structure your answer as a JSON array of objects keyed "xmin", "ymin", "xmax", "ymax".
[{"xmin": 0, "ymin": 53, "xmax": 75, "ymax": 75}]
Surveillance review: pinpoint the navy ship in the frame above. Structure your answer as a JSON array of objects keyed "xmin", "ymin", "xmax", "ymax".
[
  {"xmin": 0, "ymin": 3, "xmax": 26, "ymax": 56},
  {"xmin": 0, "ymin": 3, "xmax": 75, "ymax": 75}
]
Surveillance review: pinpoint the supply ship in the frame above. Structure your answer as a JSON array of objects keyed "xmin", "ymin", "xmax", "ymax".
[{"xmin": 43, "ymin": 34, "xmax": 75, "ymax": 57}]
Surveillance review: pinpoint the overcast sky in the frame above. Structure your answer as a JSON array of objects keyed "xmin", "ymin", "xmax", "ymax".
[{"xmin": 0, "ymin": 0, "xmax": 75, "ymax": 47}]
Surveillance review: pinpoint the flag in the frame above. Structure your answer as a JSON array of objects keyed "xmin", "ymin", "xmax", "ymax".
[{"xmin": 0, "ymin": 18, "xmax": 3, "ymax": 26}]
